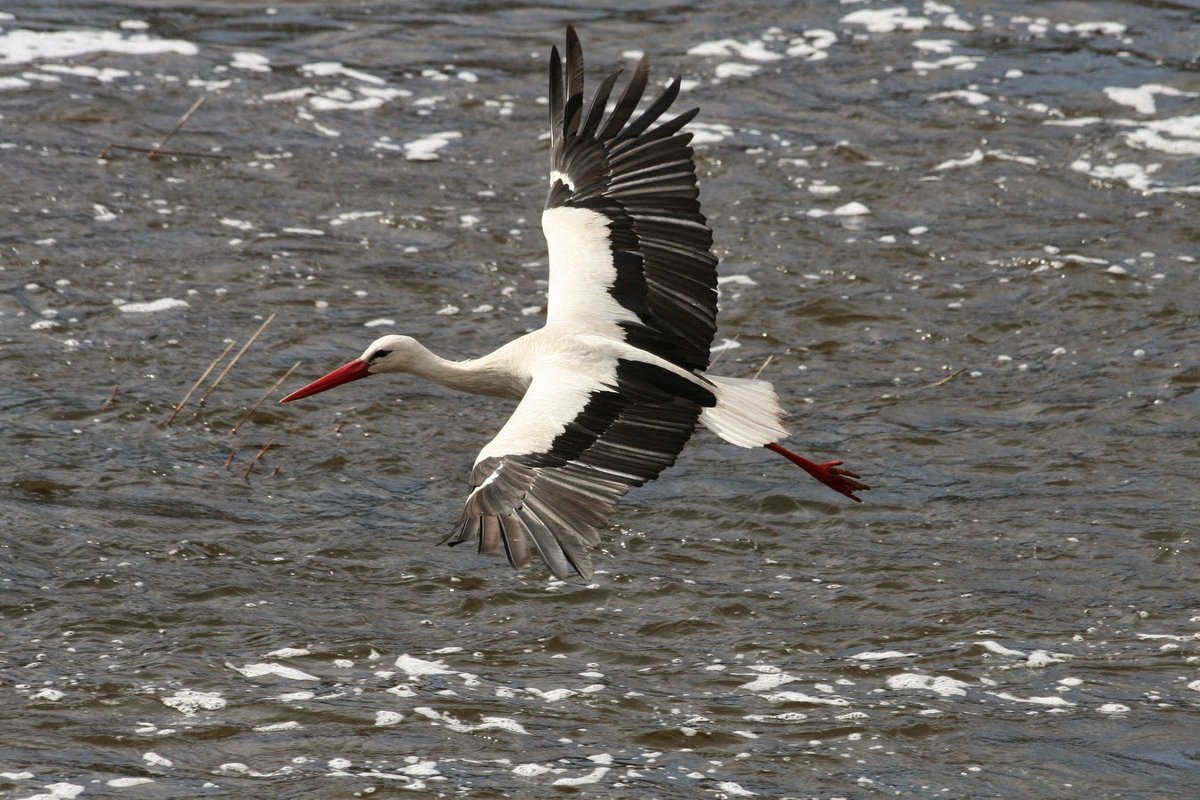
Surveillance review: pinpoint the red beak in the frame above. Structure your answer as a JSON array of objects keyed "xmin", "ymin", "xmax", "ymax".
[{"xmin": 280, "ymin": 358, "xmax": 370, "ymax": 403}]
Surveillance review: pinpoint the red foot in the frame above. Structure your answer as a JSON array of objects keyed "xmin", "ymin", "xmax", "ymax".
[{"xmin": 765, "ymin": 442, "xmax": 870, "ymax": 503}]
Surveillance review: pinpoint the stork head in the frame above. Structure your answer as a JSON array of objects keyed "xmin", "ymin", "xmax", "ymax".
[{"xmin": 279, "ymin": 334, "xmax": 421, "ymax": 403}]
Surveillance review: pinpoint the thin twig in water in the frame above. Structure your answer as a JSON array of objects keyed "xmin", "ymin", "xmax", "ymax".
[
  {"xmin": 164, "ymin": 339, "xmax": 237, "ymax": 426},
  {"xmin": 100, "ymin": 385, "xmax": 120, "ymax": 409},
  {"xmin": 225, "ymin": 449, "xmax": 237, "ymax": 470},
  {"xmin": 752, "ymin": 354, "xmax": 775, "ymax": 380},
  {"xmin": 708, "ymin": 334, "xmax": 740, "ymax": 366},
  {"xmin": 932, "ymin": 367, "xmax": 968, "ymax": 388},
  {"xmin": 232, "ymin": 360, "xmax": 302, "ymax": 434},
  {"xmin": 99, "ymin": 96, "xmax": 229, "ymax": 160},
  {"xmin": 148, "ymin": 96, "xmax": 206, "ymax": 160},
  {"xmin": 199, "ymin": 313, "xmax": 277, "ymax": 406},
  {"xmin": 243, "ymin": 440, "xmax": 275, "ymax": 479}
]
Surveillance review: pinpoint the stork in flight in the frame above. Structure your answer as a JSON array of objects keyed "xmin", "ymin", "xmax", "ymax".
[{"xmin": 281, "ymin": 27, "xmax": 869, "ymax": 580}]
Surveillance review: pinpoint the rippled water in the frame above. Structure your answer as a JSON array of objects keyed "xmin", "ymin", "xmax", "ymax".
[{"xmin": 3, "ymin": 1, "xmax": 1199, "ymax": 797}]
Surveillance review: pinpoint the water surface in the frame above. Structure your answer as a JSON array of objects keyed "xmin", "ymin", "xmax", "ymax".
[{"xmin": 3, "ymin": 1, "xmax": 1199, "ymax": 797}]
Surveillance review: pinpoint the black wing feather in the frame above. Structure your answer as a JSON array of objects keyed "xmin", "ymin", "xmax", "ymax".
[
  {"xmin": 545, "ymin": 26, "xmax": 718, "ymax": 373},
  {"xmin": 443, "ymin": 360, "xmax": 716, "ymax": 580}
]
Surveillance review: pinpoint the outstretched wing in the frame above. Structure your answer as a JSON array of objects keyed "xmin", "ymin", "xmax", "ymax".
[
  {"xmin": 442, "ymin": 359, "xmax": 715, "ymax": 579},
  {"xmin": 542, "ymin": 26, "xmax": 718, "ymax": 373}
]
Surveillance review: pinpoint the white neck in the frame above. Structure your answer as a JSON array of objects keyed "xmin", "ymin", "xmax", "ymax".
[{"xmin": 398, "ymin": 340, "xmax": 526, "ymax": 399}]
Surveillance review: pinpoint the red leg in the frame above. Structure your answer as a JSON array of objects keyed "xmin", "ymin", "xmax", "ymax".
[{"xmin": 765, "ymin": 442, "xmax": 870, "ymax": 503}]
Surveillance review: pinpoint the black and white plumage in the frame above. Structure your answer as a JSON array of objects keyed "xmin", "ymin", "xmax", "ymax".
[{"xmin": 281, "ymin": 27, "xmax": 868, "ymax": 580}]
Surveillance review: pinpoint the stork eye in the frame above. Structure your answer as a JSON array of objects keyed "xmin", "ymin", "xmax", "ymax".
[{"xmin": 370, "ymin": 349, "xmax": 391, "ymax": 361}]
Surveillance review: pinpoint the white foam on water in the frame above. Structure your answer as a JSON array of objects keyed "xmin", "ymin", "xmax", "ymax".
[
  {"xmin": 107, "ymin": 777, "xmax": 155, "ymax": 787},
  {"xmin": 37, "ymin": 64, "xmax": 129, "ymax": 82},
  {"xmin": 1105, "ymin": 84, "xmax": 1197, "ymax": 115},
  {"xmin": 231, "ymin": 51, "xmax": 270, "ymax": 72},
  {"xmin": 715, "ymin": 63, "xmax": 760, "ymax": 80},
  {"xmin": 848, "ymin": 649, "xmax": 918, "ymax": 661},
  {"xmin": 934, "ymin": 149, "xmax": 984, "ymax": 170},
  {"xmin": 262, "ymin": 87, "xmax": 312, "ymax": 103},
  {"xmin": 834, "ymin": 201, "xmax": 870, "ymax": 216},
  {"xmin": 254, "ymin": 720, "xmax": 301, "ymax": 732},
  {"xmin": 914, "ymin": 55, "xmax": 981, "ymax": 72},
  {"xmin": 990, "ymin": 691, "xmax": 1075, "ymax": 708},
  {"xmin": 841, "ymin": 7, "xmax": 931, "ymax": 33},
  {"xmin": 689, "ymin": 122, "xmax": 735, "ymax": 145},
  {"xmin": 978, "ymin": 639, "xmax": 1025, "ymax": 657},
  {"xmin": 117, "ymin": 297, "xmax": 188, "ymax": 313},
  {"xmin": 0, "ymin": 28, "xmax": 197, "ymax": 65},
  {"xmin": 1124, "ymin": 115, "xmax": 1200, "ymax": 156},
  {"xmin": 229, "ymin": 662, "xmax": 320, "ymax": 681},
  {"xmin": 738, "ymin": 666, "xmax": 796, "ymax": 692},
  {"xmin": 309, "ymin": 88, "xmax": 406, "ymax": 112},
  {"xmin": 161, "ymin": 689, "xmax": 227, "ymax": 715},
  {"xmin": 394, "ymin": 653, "xmax": 456, "ymax": 677},
  {"xmin": 929, "ymin": 89, "xmax": 990, "ymax": 105},
  {"xmin": 374, "ymin": 710, "xmax": 404, "ymax": 726},
  {"xmin": 300, "ymin": 61, "xmax": 385, "ymax": 84},
  {"xmin": 913, "ymin": 38, "xmax": 956, "ymax": 54},
  {"xmin": 786, "ymin": 29, "xmax": 837, "ymax": 60},
  {"xmin": 886, "ymin": 673, "xmax": 970, "ymax": 696},
  {"xmin": 552, "ymin": 766, "xmax": 608, "ymax": 786},
  {"xmin": 403, "ymin": 131, "xmax": 462, "ymax": 161},
  {"xmin": 413, "ymin": 706, "xmax": 529, "ymax": 734},
  {"xmin": 764, "ymin": 690, "xmax": 851, "ymax": 706},
  {"xmin": 688, "ymin": 39, "xmax": 782, "ymax": 62},
  {"xmin": 1070, "ymin": 158, "xmax": 1163, "ymax": 193},
  {"xmin": 513, "ymin": 763, "xmax": 554, "ymax": 777},
  {"xmin": 716, "ymin": 781, "xmax": 757, "ymax": 797},
  {"xmin": 1055, "ymin": 21, "xmax": 1127, "ymax": 37},
  {"xmin": 331, "ymin": 210, "xmax": 382, "ymax": 225},
  {"xmin": 525, "ymin": 686, "xmax": 577, "ymax": 702},
  {"xmin": 15, "ymin": 782, "xmax": 85, "ymax": 799},
  {"xmin": 1024, "ymin": 650, "xmax": 1071, "ymax": 668}
]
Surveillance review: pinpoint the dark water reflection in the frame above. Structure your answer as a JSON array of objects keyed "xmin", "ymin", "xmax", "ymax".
[{"xmin": 3, "ymin": 1, "xmax": 1199, "ymax": 797}]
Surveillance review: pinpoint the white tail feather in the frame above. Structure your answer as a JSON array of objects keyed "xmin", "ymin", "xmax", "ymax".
[{"xmin": 700, "ymin": 375, "xmax": 788, "ymax": 448}]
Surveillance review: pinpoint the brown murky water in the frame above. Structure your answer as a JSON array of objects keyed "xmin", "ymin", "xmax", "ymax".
[{"xmin": 3, "ymin": 1, "xmax": 1199, "ymax": 797}]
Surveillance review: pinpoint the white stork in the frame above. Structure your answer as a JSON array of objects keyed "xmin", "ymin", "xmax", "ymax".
[{"xmin": 280, "ymin": 27, "xmax": 869, "ymax": 579}]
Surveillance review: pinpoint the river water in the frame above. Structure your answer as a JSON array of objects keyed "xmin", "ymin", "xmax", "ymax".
[{"xmin": 3, "ymin": 1, "xmax": 1199, "ymax": 798}]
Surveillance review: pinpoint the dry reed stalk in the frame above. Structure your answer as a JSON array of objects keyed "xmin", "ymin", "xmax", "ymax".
[
  {"xmin": 199, "ymin": 313, "xmax": 276, "ymax": 406},
  {"xmin": 164, "ymin": 339, "xmax": 237, "ymax": 426},
  {"xmin": 932, "ymin": 367, "xmax": 968, "ymax": 387},
  {"xmin": 707, "ymin": 335, "xmax": 740, "ymax": 366},
  {"xmin": 752, "ymin": 354, "xmax": 775, "ymax": 380},
  {"xmin": 99, "ymin": 96, "xmax": 231, "ymax": 160},
  {"xmin": 231, "ymin": 360, "xmax": 302, "ymax": 434},
  {"xmin": 148, "ymin": 96, "xmax": 205, "ymax": 159},
  {"xmin": 100, "ymin": 385, "xmax": 120, "ymax": 409},
  {"xmin": 243, "ymin": 440, "xmax": 275, "ymax": 479}
]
